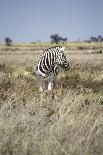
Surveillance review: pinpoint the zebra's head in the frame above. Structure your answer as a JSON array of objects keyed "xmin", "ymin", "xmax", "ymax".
[{"xmin": 55, "ymin": 47, "xmax": 69, "ymax": 70}]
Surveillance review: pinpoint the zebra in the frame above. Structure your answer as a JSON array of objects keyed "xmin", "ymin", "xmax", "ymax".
[{"xmin": 34, "ymin": 46, "xmax": 69, "ymax": 91}]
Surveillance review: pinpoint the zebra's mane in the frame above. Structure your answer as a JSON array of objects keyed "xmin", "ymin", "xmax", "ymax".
[{"xmin": 43, "ymin": 46, "xmax": 62, "ymax": 54}]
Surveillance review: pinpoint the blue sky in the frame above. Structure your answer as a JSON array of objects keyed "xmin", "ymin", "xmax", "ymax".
[{"xmin": 0, "ymin": 0, "xmax": 103, "ymax": 42}]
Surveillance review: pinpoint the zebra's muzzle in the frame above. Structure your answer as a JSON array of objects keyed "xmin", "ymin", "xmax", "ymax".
[{"xmin": 62, "ymin": 63, "xmax": 70, "ymax": 71}]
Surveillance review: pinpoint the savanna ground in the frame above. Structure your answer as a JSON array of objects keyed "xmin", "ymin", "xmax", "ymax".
[{"xmin": 0, "ymin": 42, "xmax": 103, "ymax": 155}]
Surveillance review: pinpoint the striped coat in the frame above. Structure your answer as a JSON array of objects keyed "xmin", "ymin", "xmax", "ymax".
[{"xmin": 34, "ymin": 46, "xmax": 69, "ymax": 91}]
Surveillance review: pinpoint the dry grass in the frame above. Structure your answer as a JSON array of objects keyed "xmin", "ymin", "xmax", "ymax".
[
  {"xmin": 0, "ymin": 41, "xmax": 103, "ymax": 52},
  {"xmin": 0, "ymin": 47, "xmax": 103, "ymax": 155}
]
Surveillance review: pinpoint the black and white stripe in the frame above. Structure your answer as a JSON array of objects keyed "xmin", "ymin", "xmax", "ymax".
[{"xmin": 34, "ymin": 46, "xmax": 69, "ymax": 91}]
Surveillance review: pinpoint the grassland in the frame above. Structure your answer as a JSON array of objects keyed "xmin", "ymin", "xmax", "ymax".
[{"xmin": 0, "ymin": 43, "xmax": 103, "ymax": 155}]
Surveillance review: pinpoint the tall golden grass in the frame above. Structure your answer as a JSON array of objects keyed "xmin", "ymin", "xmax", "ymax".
[{"xmin": 0, "ymin": 46, "xmax": 103, "ymax": 155}]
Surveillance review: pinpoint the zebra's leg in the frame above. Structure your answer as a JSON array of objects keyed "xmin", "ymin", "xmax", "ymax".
[
  {"xmin": 42, "ymin": 80, "xmax": 48, "ymax": 90},
  {"xmin": 39, "ymin": 81, "xmax": 44, "ymax": 92},
  {"xmin": 39, "ymin": 79, "xmax": 45, "ymax": 91},
  {"xmin": 48, "ymin": 81, "xmax": 54, "ymax": 91},
  {"xmin": 39, "ymin": 80, "xmax": 48, "ymax": 91},
  {"xmin": 47, "ymin": 74, "xmax": 55, "ymax": 91}
]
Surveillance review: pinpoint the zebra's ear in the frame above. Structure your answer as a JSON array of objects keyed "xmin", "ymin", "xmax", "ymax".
[{"xmin": 60, "ymin": 47, "xmax": 65, "ymax": 51}]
